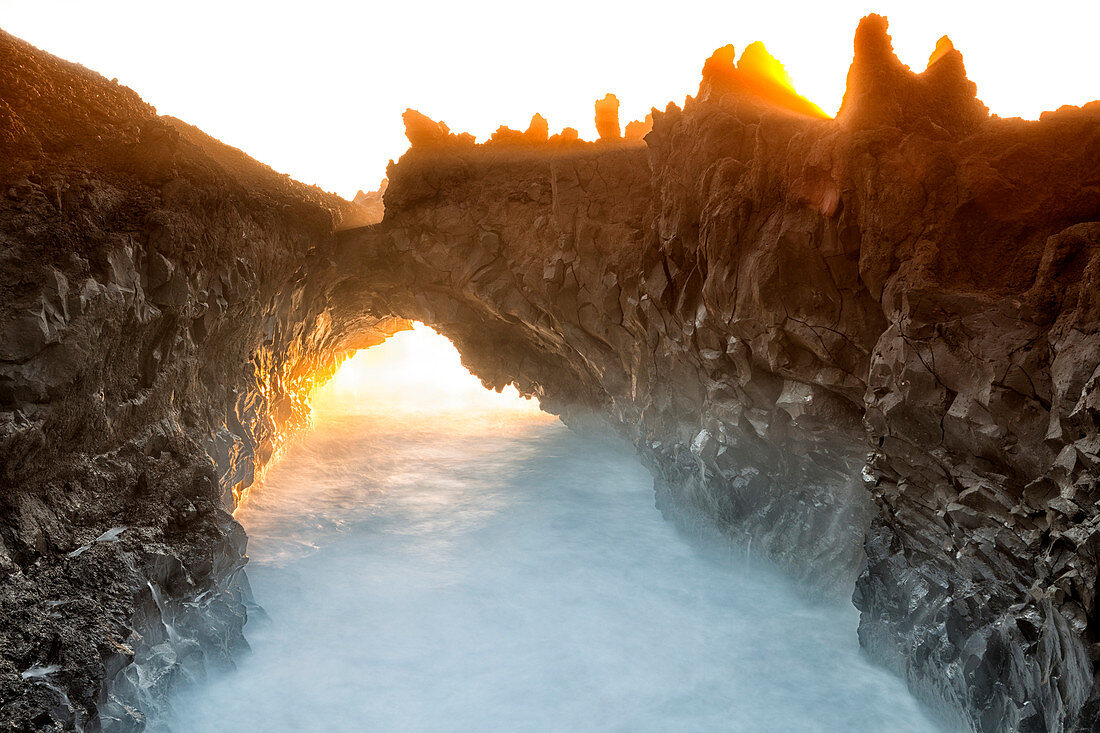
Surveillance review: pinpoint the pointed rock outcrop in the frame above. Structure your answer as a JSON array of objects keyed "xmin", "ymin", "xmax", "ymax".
[
  {"xmin": 837, "ymin": 15, "xmax": 987, "ymax": 133},
  {"xmin": 624, "ymin": 113, "xmax": 653, "ymax": 140},
  {"xmin": 595, "ymin": 93, "xmax": 621, "ymax": 141},
  {"xmin": 402, "ymin": 109, "xmax": 475, "ymax": 147},
  {"xmin": 697, "ymin": 42, "xmax": 828, "ymax": 118},
  {"xmin": 525, "ymin": 113, "xmax": 549, "ymax": 142}
]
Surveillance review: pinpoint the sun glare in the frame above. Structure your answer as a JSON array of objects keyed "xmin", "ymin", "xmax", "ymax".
[
  {"xmin": 313, "ymin": 322, "xmax": 549, "ymax": 419},
  {"xmin": 1, "ymin": 0, "xmax": 1095, "ymax": 198}
]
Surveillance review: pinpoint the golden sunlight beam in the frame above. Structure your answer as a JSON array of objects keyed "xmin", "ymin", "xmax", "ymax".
[{"xmin": 701, "ymin": 41, "xmax": 831, "ymax": 118}]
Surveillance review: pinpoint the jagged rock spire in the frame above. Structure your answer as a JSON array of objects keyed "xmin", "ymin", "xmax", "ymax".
[
  {"xmin": 525, "ymin": 113, "xmax": 549, "ymax": 142},
  {"xmin": 402, "ymin": 109, "xmax": 475, "ymax": 147},
  {"xmin": 837, "ymin": 14, "xmax": 988, "ymax": 133},
  {"xmin": 595, "ymin": 93, "xmax": 621, "ymax": 141},
  {"xmin": 696, "ymin": 42, "xmax": 828, "ymax": 118}
]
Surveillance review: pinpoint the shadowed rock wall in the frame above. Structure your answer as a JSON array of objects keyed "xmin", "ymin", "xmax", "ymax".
[
  {"xmin": 0, "ymin": 29, "xmax": 401, "ymax": 730},
  {"xmin": 339, "ymin": 15, "xmax": 1100, "ymax": 731}
]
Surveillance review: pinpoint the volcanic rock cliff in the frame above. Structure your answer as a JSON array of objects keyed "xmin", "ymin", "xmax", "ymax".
[
  {"xmin": 340, "ymin": 16, "xmax": 1100, "ymax": 730},
  {"xmin": 0, "ymin": 29, "xmax": 401, "ymax": 730},
  {"xmin": 2, "ymin": 13, "xmax": 1100, "ymax": 733}
]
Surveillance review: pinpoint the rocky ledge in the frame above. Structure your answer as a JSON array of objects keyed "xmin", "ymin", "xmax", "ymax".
[{"xmin": 2, "ymin": 13, "xmax": 1100, "ymax": 733}]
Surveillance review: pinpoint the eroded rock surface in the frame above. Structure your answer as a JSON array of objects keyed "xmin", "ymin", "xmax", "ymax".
[
  {"xmin": 338, "ymin": 15, "xmax": 1100, "ymax": 731},
  {"xmin": 0, "ymin": 29, "xmax": 400, "ymax": 730},
  {"xmin": 3, "ymin": 13, "xmax": 1100, "ymax": 733}
]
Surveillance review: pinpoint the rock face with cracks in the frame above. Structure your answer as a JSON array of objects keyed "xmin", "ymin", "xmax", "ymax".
[
  {"xmin": 341, "ymin": 15, "xmax": 1100, "ymax": 731},
  {"xmin": 0, "ymin": 29, "xmax": 400, "ymax": 730},
  {"xmin": 3, "ymin": 13, "xmax": 1100, "ymax": 733}
]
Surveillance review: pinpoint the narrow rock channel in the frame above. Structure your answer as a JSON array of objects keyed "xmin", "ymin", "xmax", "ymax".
[{"xmin": 164, "ymin": 327, "xmax": 943, "ymax": 732}]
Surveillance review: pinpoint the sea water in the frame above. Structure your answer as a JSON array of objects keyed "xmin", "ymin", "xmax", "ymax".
[{"xmin": 169, "ymin": 325, "xmax": 941, "ymax": 732}]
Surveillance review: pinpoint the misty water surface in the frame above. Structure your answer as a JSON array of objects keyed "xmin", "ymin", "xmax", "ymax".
[{"xmin": 168, "ymin": 325, "xmax": 941, "ymax": 732}]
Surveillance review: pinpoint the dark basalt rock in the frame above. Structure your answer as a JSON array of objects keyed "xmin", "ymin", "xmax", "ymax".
[
  {"xmin": 334, "ymin": 16, "xmax": 1100, "ymax": 730},
  {"xmin": 3, "ymin": 13, "xmax": 1100, "ymax": 733},
  {"xmin": 0, "ymin": 28, "xmax": 400, "ymax": 730}
]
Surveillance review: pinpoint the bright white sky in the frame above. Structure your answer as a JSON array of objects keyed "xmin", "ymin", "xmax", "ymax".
[{"xmin": 2, "ymin": 0, "xmax": 1097, "ymax": 198}]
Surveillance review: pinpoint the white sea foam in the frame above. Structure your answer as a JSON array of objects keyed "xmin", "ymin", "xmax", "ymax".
[{"xmin": 167, "ymin": 326, "xmax": 944, "ymax": 732}]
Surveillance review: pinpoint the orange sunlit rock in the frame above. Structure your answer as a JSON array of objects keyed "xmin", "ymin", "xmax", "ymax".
[
  {"xmin": 837, "ymin": 15, "xmax": 987, "ymax": 133},
  {"xmin": 624, "ymin": 113, "xmax": 653, "ymax": 140},
  {"xmin": 402, "ymin": 108, "xmax": 475, "ymax": 147},
  {"xmin": 548, "ymin": 126, "xmax": 580, "ymax": 144},
  {"xmin": 488, "ymin": 125, "xmax": 523, "ymax": 144},
  {"xmin": 526, "ymin": 113, "xmax": 549, "ymax": 142},
  {"xmin": 698, "ymin": 42, "xmax": 829, "ymax": 119},
  {"xmin": 928, "ymin": 35, "xmax": 955, "ymax": 67},
  {"xmin": 737, "ymin": 42, "xmax": 797, "ymax": 93},
  {"xmin": 487, "ymin": 114, "xmax": 553, "ymax": 146},
  {"xmin": 595, "ymin": 93, "xmax": 621, "ymax": 141},
  {"xmin": 400, "ymin": 37, "xmax": 836, "ymax": 154},
  {"xmin": 347, "ymin": 178, "xmax": 387, "ymax": 226}
]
